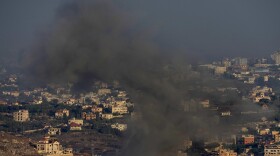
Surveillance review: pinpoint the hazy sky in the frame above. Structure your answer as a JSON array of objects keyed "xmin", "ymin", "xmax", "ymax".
[{"xmin": 1, "ymin": 0, "xmax": 280, "ymax": 61}]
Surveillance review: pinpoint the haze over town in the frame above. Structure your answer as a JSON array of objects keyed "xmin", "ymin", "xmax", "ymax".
[{"xmin": 0, "ymin": 1, "xmax": 280, "ymax": 156}]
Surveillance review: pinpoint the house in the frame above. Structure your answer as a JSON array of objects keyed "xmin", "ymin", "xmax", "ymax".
[
  {"xmin": 69, "ymin": 122, "xmax": 82, "ymax": 131},
  {"xmin": 82, "ymin": 112, "xmax": 96, "ymax": 120},
  {"xmin": 97, "ymin": 88, "xmax": 111, "ymax": 95},
  {"xmin": 219, "ymin": 149, "xmax": 237, "ymax": 156},
  {"xmin": 48, "ymin": 127, "xmax": 61, "ymax": 136},
  {"xmin": 68, "ymin": 118, "xmax": 83, "ymax": 131},
  {"xmin": 36, "ymin": 136, "xmax": 73, "ymax": 156},
  {"xmin": 55, "ymin": 109, "xmax": 70, "ymax": 118},
  {"xmin": 100, "ymin": 113, "xmax": 114, "ymax": 120},
  {"xmin": 13, "ymin": 110, "xmax": 29, "ymax": 122},
  {"xmin": 242, "ymin": 135, "xmax": 254, "ymax": 145},
  {"xmin": 264, "ymin": 144, "xmax": 280, "ymax": 156},
  {"xmin": 111, "ymin": 106, "xmax": 128, "ymax": 114},
  {"xmin": 92, "ymin": 106, "xmax": 103, "ymax": 113},
  {"xmin": 111, "ymin": 123, "xmax": 127, "ymax": 131}
]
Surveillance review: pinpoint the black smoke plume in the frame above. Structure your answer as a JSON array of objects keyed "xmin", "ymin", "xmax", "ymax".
[{"xmin": 24, "ymin": 1, "xmax": 234, "ymax": 155}]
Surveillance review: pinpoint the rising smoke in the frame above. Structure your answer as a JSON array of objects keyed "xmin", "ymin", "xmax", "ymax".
[{"xmin": 24, "ymin": 1, "xmax": 238, "ymax": 155}]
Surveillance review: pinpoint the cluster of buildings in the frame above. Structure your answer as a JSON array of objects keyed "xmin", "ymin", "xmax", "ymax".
[{"xmin": 200, "ymin": 51, "xmax": 280, "ymax": 86}]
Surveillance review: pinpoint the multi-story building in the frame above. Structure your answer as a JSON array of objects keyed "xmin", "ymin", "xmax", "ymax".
[
  {"xmin": 242, "ymin": 135, "xmax": 254, "ymax": 145},
  {"xmin": 100, "ymin": 113, "xmax": 114, "ymax": 120},
  {"xmin": 55, "ymin": 109, "xmax": 70, "ymax": 118},
  {"xmin": 36, "ymin": 136, "xmax": 73, "ymax": 156},
  {"xmin": 48, "ymin": 127, "xmax": 61, "ymax": 136},
  {"xmin": 111, "ymin": 106, "xmax": 128, "ymax": 114},
  {"xmin": 264, "ymin": 144, "xmax": 280, "ymax": 156},
  {"xmin": 68, "ymin": 118, "xmax": 83, "ymax": 131},
  {"xmin": 235, "ymin": 57, "xmax": 248, "ymax": 66},
  {"xmin": 91, "ymin": 106, "xmax": 103, "ymax": 113},
  {"xmin": 111, "ymin": 123, "xmax": 127, "ymax": 131},
  {"xmin": 13, "ymin": 110, "xmax": 29, "ymax": 122},
  {"xmin": 274, "ymin": 134, "xmax": 280, "ymax": 143},
  {"xmin": 214, "ymin": 66, "xmax": 227, "ymax": 75},
  {"xmin": 82, "ymin": 112, "xmax": 96, "ymax": 120},
  {"xmin": 219, "ymin": 149, "xmax": 237, "ymax": 156},
  {"xmin": 271, "ymin": 51, "xmax": 280, "ymax": 65}
]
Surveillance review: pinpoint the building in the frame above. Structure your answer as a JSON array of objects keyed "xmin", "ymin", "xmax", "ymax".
[
  {"xmin": 68, "ymin": 118, "xmax": 83, "ymax": 131},
  {"xmin": 111, "ymin": 123, "xmax": 127, "ymax": 131},
  {"xmin": 274, "ymin": 134, "xmax": 280, "ymax": 143},
  {"xmin": 82, "ymin": 112, "xmax": 96, "ymax": 120},
  {"xmin": 48, "ymin": 127, "xmax": 61, "ymax": 136},
  {"xmin": 264, "ymin": 144, "xmax": 280, "ymax": 156},
  {"xmin": 200, "ymin": 99, "xmax": 210, "ymax": 108},
  {"xmin": 97, "ymin": 88, "xmax": 111, "ymax": 95},
  {"xmin": 214, "ymin": 66, "xmax": 227, "ymax": 75},
  {"xmin": 91, "ymin": 106, "xmax": 103, "ymax": 113},
  {"xmin": 13, "ymin": 110, "xmax": 29, "ymax": 122},
  {"xmin": 219, "ymin": 149, "xmax": 237, "ymax": 156},
  {"xmin": 271, "ymin": 51, "xmax": 280, "ymax": 65},
  {"xmin": 111, "ymin": 106, "xmax": 128, "ymax": 114},
  {"xmin": 242, "ymin": 135, "xmax": 254, "ymax": 145},
  {"xmin": 36, "ymin": 136, "xmax": 73, "ymax": 156},
  {"xmin": 235, "ymin": 57, "xmax": 248, "ymax": 66},
  {"xmin": 55, "ymin": 109, "xmax": 69, "ymax": 118},
  {"xmin": 100, "ymin": 113, "xmax": 114, "ymax": 120}
]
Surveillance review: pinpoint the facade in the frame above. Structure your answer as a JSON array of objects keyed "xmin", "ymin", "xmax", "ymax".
[
  {"xmin": 36, "ymin": 136, "xmax": 73, "ymax": 156},
  {"xmin": 200, "ymin": 99, "xmax": 210, "ymax": 108},
  {"xmin": 274, "ymin": 134, "xmax": 280, "ymax": 143},
  {"xmin": 235, "ymin": 57, "xmax": 248, "ymax": 66},
  {"xmin": 68, "ymin": 118, "xmax": 83, "ymax": 131},
  {"xmin": 48, "ymin": 127, "xmax": 61, "ymax": 136},
  {"xmin": 100, "ymin": 113, "xmax": 114, "ymax": 120},
  {"xmin": 242, "ymin": 135, "xmax": 254, "ymax": 145},
  {"xmin": 82, "ymin": 112, "xmax": 96, "ymax": 120},
  {"xmin": 97, "ymin": 88, "xmax": 111, "ymax": 95},
  {"xmin": 111, "ymin": 106, "xmax": 128, "ymax": 114},
  {"xmin": 219, "ymin": 149, "xmax": 237, "ymax": 156},
  {"xmin": 111, "ymin": 123, "xmax": 127, "ymax": 131},
  {"xmin": 264, "ymin": 145, "xmax": 280, "ymax": 156},
  {"xmin": 13, "ymin": 110, "xmax": 29, "ymax": 122},
  {"xmin": 214, "ymin": 66, "xmax": 227, "ymax": 75},
  {"xmin": 271, "ymin": 51, "xmax": 280, "ymax": 65},
  {"xmin": 91, "ymin": 107, "xmax": 103, "ymax": 113},
  {"xmin": 55, "ymin": 109, "xmax": 69, "ymax": 118}
]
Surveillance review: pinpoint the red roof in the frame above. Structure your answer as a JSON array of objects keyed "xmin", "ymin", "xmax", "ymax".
[{"xmin": 69, "ymin": 122, "xmax": 81, "ymax": 127}]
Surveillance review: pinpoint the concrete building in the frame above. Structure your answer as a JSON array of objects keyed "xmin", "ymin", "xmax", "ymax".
[
  {"xmin": 13, "ymin": 110, "xmax": 29, "ymax": 122},
  {"xmin": 97, "ymin": 88, "xmax": 111, "ymax": 95},
  {"xmin": 111, "ymin": 123, "xmax": 127, "ymax": 131},
  {"xmin": 235, "ymin": 57, "xmax": 248, "ymax": 66},
  {"xmin": 214, "ymin": 66, "xmax": 227, "ymax": 75},
  {"xmin": 271, "ymin": 51, "xmax": 280, "ymax": 65},
  {"xmin": 242, "ymin": 135, "xmax": 254, "ymax": 145},
  {"xmin": 48, "ymin": 127, "xmax": 61, "ymax": 136},
  {"xmin": 111, "ymin": 106, "xmax": 128, "ymax": 114},
  {"xmin": 68, "ymin": 118, "xmax": 83, "ymax": 131},
  {"xmin": 219, "ymin": 149, "xmax": 237, "ymax": 156},
  {"xmin": 82, "ymin": 112, "xmax": 96, "ymax": 120},
  {"xmin": 100, "ymin": 113, "xmax": 114, "ymax": 120},
  {"xmin": 36, "ymin": 136, "xmax": 73, "ymax": 156},
  {"xmin": 55, "ymin": 109, "xmax": 69, "ymax": 118},
  {"xmin": 264, "ymin": 144, "xmax": 280, "ymax": 156}
]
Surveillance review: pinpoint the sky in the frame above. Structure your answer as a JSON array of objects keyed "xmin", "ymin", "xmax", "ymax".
[{"xmin": 1, "ymin": 0, "xmax": 280, "ymax": 61}]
